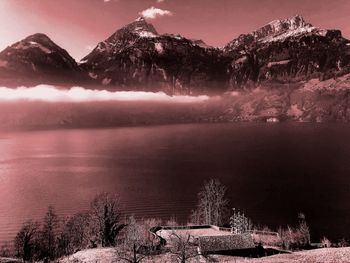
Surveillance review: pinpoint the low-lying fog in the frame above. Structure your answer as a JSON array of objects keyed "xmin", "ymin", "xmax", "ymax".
[
  {"xmin": 0, "ymin": 85, "xmax": 210, "ymax": 103},
  {"xmin": 0, "ymin": 85, "xmax": 222, "ymax": 130}
]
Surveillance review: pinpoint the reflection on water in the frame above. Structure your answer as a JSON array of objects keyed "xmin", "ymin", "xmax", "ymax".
[{"xmin": 0, "ymin": 123, "xmax": 350, "ymax": 244}]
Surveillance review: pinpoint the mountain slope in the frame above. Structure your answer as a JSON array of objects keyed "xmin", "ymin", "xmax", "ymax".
[
  {"xmin": 82, "ymin": 15, "xmax": 350, "ymax": 92},
  {"xmin": 80, "ymin": 17, "xmax": 229, "ymax": 94},
  {"xmin": 0, "ymin": 33, "xmax": 81, "ymax": 86},
  {"xmin": 223, "ymin": 15, "xmax": 350, "ymax": 87}
]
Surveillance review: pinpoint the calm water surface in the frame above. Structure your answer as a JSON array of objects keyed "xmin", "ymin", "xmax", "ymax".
[{"xmin": 1, "ymin": 123, "xmax": 350, "ymax": 244}]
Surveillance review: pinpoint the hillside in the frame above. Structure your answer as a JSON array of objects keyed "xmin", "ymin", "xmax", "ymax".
[{"xmin": 218, "ymin": 73, "xmax": 350, "ymax": 122}]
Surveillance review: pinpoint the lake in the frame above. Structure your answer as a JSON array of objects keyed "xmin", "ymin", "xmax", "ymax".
[{"xmin": 1, "ymin": 123, "xmax": 350, "ymax": 245}]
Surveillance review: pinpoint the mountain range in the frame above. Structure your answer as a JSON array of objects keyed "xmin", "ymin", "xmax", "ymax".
[{"xmin": 0, "ymin": 15, "xmax": 350, "ymax": 94}]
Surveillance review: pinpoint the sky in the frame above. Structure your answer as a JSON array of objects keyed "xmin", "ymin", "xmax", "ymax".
[{"xmin": 0, "ymin": 0, "xmax": 349, "ymax": 60}]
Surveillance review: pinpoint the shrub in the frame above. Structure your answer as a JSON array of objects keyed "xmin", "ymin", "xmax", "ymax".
[
  {"xmin": 116, "ymin": 216, "xmax": 156, "ymax": 263},
  {"xmin": 337, "ymin": 238, "xmax": 349, "ymax": 247},
  {"xmin": 169, "ymin": 231, "xmax": 199, "ymax": 263},
  {"xmin": 321, "ymin": 237, "xmax": 331, "ymax": 248},
  {"xmin": 0, "ymin": 242, "xmax": 12, "ymax": 258},
  {"xmin": 165, "ymin": 216, "xmax": 178, "ymax": 227}
]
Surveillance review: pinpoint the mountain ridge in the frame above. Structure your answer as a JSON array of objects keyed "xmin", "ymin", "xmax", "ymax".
[{"xmin": 0, "ymin": 15, "xmax": 350, "ymax": 93}]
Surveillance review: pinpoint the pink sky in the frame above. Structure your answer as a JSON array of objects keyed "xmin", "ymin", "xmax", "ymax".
[{"xmin": 0, "ymin": 0, "xmax": 349, "ymax": 60}]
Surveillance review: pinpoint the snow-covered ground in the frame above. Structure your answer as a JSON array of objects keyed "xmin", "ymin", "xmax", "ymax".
[{"xmin": 56, "ymin": 247, "xmax": 350, "ymax": 263}]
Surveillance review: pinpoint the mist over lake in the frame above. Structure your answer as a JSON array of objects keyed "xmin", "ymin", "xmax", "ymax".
[{"xmin": 1, "ymin": 123, "xmax": 350, "ymax": 245}]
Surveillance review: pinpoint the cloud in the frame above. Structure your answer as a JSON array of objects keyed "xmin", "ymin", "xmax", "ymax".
[
  {"xmin": 0, "ymin": 85, "xmax": 209, "ymax": 103},
  {"xmin": 140, "ymin": 6, "xmax": 172, "ymax": 19},
  {"xmin": 156, "ymin": 0, "xmax": 165, "ymax": 3}
]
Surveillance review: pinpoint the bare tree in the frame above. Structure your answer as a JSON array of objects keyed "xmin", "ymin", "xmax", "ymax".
[
  {"xmin": 57, "ymin": 212, "xmax": 90, "ymax": 256},
  {"xmin": 297, "ymin": 213, "xmax": 310, "ymax": 246},
  {"xmin": 116, "ymin": 216, "xmax": 153, "ymax": 263},
  {"xmin": 14, "ymin": 220, "xmax": 40, "ymax": 262},
  {"xmin": 191, "ymin": 179, "xmax": 229, "ymax": 226},
  {"xmin": 89, "ymin": 193, "xmax": 125, "ymax": 247},
  {"xmin": 169, "ymin": 231, "xmax": 198, "ymax": 263},
  {"xmin": 40, "ymin": 206, "xmax": 60, "ymax": 260}
]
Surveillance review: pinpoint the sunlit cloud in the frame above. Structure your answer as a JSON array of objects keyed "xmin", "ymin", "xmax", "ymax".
[
  {"xmin": 140, "ymin": 6, "xmax": 172, "ymax": 19},
  {"xmin": 0, "ymin": 85, "xmax": 209, "ymax": 103}
]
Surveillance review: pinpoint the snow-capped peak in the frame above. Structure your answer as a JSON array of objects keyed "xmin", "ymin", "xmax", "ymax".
[
  {"xmin": 11, "ymin": 33, "xmax": 55, "ymax": 54},
  {"xmin": 135, "ymin": 16, "xmax": 146, "ymax": 22},
  {"xmin": 267, "ymin": 15, "xmax": 308, "ymax": 32},
  {"xmin": 253, "ymin": 15, "xmax": 313, "ymax": 41},
  {"xmin": 224, "ymin": 15, "xmax": 328, "ymax": 50},
  {"xmin": 123, "ymin": 18, "xmax": 159, "ymax": 38}
]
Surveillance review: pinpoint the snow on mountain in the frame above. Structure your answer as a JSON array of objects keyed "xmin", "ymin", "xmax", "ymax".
[
  {"xmin": 80, "ymin": 17, "xmax": 159, "ymax": 62},
  {"xmin": 154, "ymin": 42, "xmax": 164, "ymax": 54},
  {"xmin": 115, "ymin": 16, "xmax": 159, "ymax": 39},
  {"xmin": 224, "ymin": 15, "xmax": 330, "ymax": 50},
  {"xmin": 256, "ymin": 15, "xmax": 311, "ymax": 39},
  {"xmin": 13, "ymin": 40, "xmax": 52, "ymax": 54}
]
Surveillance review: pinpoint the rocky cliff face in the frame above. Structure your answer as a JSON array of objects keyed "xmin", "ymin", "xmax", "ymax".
[
  {"xmin": 0, "ymin": 33, "xmax": 81, "ymax": 86},
  {"xmin": 223, "ymin": 15, "xmax": 350, "ymax": 88},
  {"xmin": 80, "ymin": 17, "xmax": 229, "ymax": 94}
]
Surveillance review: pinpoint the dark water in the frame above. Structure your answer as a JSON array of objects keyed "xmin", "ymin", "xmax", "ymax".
[{"xmin": 1, "ymin": 123, "xmax": 350, "ymax": 244}]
